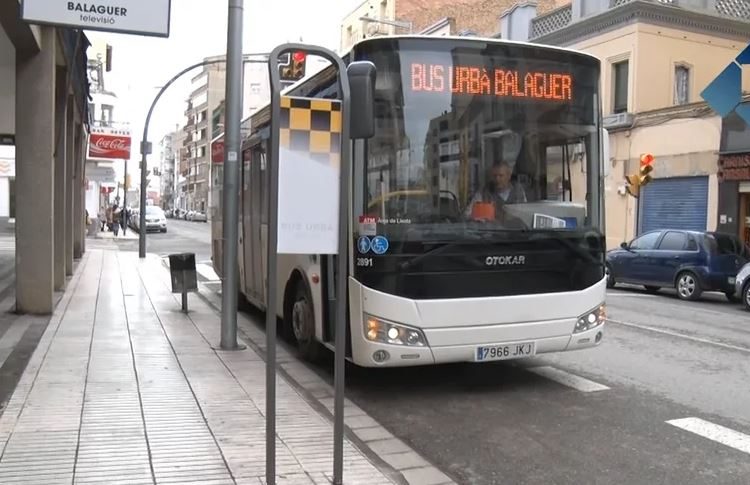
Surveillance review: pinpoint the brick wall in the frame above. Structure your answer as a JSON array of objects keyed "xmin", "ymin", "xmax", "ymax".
[{"xmin": 395, "ymin": 0, "xmax": 565, "ymax": 37}]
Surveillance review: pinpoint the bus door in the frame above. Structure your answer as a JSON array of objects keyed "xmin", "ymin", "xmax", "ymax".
[
  {"xmin": 238, "ymin": 152, "xmax": 250, "ymax": 297},
  {"xmin": 248, "ymin": 145, "xmax": 265, "ymax": 301}
]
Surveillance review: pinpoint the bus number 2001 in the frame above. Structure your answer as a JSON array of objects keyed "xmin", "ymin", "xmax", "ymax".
[{"xmin": 357, "ymin": 258, "xmax": 374, "ymax": 267}]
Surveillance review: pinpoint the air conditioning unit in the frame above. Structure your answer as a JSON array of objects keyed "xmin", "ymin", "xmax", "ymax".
[{"xmin": 603, "ymin": 112, "xmax": 634, "ymax": 130}]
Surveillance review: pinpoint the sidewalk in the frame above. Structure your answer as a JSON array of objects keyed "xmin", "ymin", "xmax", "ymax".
[
  {"xmin": 0, "ymin": 250, "xmax": 409, "ymax": 485},
  {"xmin": 94, "ymin": 229, "xmax": 139, "ymax": 240}
]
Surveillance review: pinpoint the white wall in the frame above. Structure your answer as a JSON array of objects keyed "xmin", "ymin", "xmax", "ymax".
[{"xmin": 0, "ymin": 26, "xmax": 16, "ymax": 135}]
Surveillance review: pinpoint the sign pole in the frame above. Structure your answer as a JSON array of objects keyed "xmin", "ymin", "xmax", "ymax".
[{"xmin": 267, "ymin": 43, "xmax": 351, "ymax": 485}]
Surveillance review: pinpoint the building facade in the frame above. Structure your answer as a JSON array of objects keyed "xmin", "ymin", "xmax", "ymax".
[
  {"xmin": 339, "ymin": 0, "xmax": 562, "ymax": 51},
  {"xmin": 84, "ymin": 38, "xmax": 128, "ymax": 218},
  {"xmin": 158, "ymin": 128, "xmax": 179, "ymax": 211},
  {"xmin": 180, "ymin": 57, "xmax": 226, "ymax": 214},
  {"xmin": 513, "ymin": 0, "xmax": 750, "ymax": 248}
]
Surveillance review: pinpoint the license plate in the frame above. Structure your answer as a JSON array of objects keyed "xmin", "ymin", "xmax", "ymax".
[
  {"xmin": 475, "ymin": 342, "xmax": 536, "ymax": 362},
  {"xmin": 729, "ymin": 277, "xmax": 736, "ymax": 285}
]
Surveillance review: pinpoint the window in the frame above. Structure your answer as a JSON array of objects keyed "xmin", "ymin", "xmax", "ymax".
[
  {"xmin": 657, "ymin": 231, "xmax": 687, "ymax": 250},
  {"xmin": 630, "ymin": 231, "xmax": 660, "ymax": 250},
  {"xmin": 100, "ymin": 104, "xmax": 114, "ymax": 125},
  {"xmin": 613, "ymin": 60, "xmax": 629, "ymax": 114},
  {"xmin": 674, "ymin": 65, "xmax": 690, "ymax": 105}
]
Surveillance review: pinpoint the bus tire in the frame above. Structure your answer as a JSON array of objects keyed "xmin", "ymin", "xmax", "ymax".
[{"xmin": 289, "ymin": 282, "xmax": 321, "ymax": 362}]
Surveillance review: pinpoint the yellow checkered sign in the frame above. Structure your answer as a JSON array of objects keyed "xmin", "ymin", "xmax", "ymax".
[{"xmin": 279, "ymin": 96, "xmax": 342, "ymax": 167}]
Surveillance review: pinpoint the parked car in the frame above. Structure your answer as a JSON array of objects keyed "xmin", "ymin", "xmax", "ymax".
[
  {"xmin": 140, "ymin": 205, "xmax": 167, "ymax": 233},
  {"xmin": 191, "ymin": 211, "xmax": 207, "ymax": 222},
  {"xmin": 734, "ymin": 262, "xmax": 750, "ymax": 310},
  {"xmin": 606, "ymin": 230, "xmax": 749, "ymax": 301}
]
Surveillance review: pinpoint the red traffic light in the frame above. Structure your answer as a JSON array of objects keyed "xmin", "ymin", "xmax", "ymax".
[
  {"xmin": 640, "ymin": 153, "xmax": 654, "ymax": 166},
  {"xmin": 292, "ymin": 51, "xmax": 306, "ymax": 63}
]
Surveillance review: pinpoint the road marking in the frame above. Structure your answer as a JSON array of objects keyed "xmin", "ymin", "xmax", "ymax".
[
  {"xmin": 0, "ymin": 319, "xmax": 31, "ymax": 368},
  {"xmin": 196, "ymin": 263, "xmax": 220, "ymax": 282},
  {"xmin": 607, "ymin": 318, "xmax": 750, "ymax": 354},
  {"xmin": 527, "ymin": 366, "xmax": 610, "ymax": 392},
  {"xmin": 667, "ymin": 418, "xmax": 750, "ymax": 455}
]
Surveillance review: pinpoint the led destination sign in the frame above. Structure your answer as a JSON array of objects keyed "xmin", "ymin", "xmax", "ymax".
[{"xmin": 410, "ymin": 63, "xmax": 573, "ymax": 101}]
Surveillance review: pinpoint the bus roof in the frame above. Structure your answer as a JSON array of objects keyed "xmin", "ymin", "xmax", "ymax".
[
  {"xmin": 345, "ymin": 34, "xmax": 601, "ymax": 63},
  {"xmin": 212, "ymin": 34, "xmax": 601, "ymax": 148}
]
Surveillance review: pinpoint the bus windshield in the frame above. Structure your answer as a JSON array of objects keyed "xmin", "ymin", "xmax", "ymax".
[{"xmin": 352, "ymin": 39, "xmax": 601, "ymax": 237}]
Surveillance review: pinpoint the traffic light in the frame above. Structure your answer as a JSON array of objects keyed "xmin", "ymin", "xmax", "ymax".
[
  {"xmin": 624, "ymin": 153, "xmax": 655, "ymax": 198},
  {"xmin": 625, "ymin": 173, "xmax": 640, "ymax": 198},
  {"xmin": 279, "ymin": 51, "xmax": 306, "ymax": 82},
  {"xmin": 639, "ymin": 153, "xmax": 654, "ymax": 185}
]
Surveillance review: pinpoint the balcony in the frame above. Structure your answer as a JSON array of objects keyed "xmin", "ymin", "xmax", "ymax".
[
  {"xmin": 529, "ymin": 0, "xmax": 750, "ymax": 40},
  {"xmin": 529, "ymin": 4, "xmax": 572, "ymax": 39}
]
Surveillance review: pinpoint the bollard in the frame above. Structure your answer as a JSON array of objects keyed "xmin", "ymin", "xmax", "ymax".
[{"xmin": 168, "ymin": 253, "xmax": 198, "ymax": 313}]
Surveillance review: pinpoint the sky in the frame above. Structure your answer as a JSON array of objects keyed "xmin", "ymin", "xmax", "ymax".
[{"xmin": 86, "ymin": 0, "xmax": 365, "ymax": 186}]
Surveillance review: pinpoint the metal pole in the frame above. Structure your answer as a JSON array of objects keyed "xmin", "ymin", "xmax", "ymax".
[
  {"xmin": 220, "ymin": 0, "xmax": 243, "ymax": 351},
  {"xmin": 267, "ymin": 43, "xmax": 351, "ymax": 485},
  {"xmin": 266, "ymin": 45, "xmax": 286, "ymax": 485},
  {"xmin": 333, "ymin": 67, "xmax": 353, "ymax": 485},
  {"xmin": 122, "ymin": 158, "xmax": 128, "ymax": 234}
]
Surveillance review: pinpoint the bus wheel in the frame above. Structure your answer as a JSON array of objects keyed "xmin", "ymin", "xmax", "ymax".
[{"xmin": 290, "ymin": 283, "xmax": 321, "ymax": 362}]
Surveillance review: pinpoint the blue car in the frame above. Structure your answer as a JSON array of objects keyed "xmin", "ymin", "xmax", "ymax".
[{"xmin": 606, "ymin": 230, "xmax": 749, "ymax": 301}]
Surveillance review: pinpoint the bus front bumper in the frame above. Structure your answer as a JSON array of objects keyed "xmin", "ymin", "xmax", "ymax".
[
  {"xmin": 348, "ymin": 277, "xmax": 607, "ymax": 368},
  {"xmin": 351, "ymin": 320, "xmax": 605, "ymax": 368}
]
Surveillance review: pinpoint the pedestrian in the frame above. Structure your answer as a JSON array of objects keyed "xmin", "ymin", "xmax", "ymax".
[
  {"xmin": 106, "ymin": 205, "xmax": 113, "ymax": 231},
  {"xmin": 99, "ymin": 207, "xmax": 107, "ymax": 231},
  {"xmin": 121, "ymin": 206, "xmax": 128, "ymax": 235},
  {"xmin": 112, "ymin": 204, "xmax": 121, "ymax": 236}
]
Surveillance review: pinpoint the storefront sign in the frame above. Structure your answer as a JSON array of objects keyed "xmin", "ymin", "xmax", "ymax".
[
  {"xmin": 718, "ymin": 153, "xmax": 750, "ymax": 182},
  {"xmin": 211, "ymin": 139, "xmax": 224, "ymax": 164},
  {"xmin": 88, "ymin": 126, "xmax": 132, "ymax": 160},
  {"xmin": 21, "ymin": 0, "xmax": 171, "ymax": 38}
]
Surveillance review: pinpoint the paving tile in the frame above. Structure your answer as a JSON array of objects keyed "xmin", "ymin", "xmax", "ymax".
[{"xmin": 0, "ymin": 250, "xmax": 409, "ymax": 485}]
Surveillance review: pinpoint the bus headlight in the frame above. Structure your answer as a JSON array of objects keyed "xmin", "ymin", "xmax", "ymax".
[
  {"xmin": 574, "ymin": 304, "xmax": 606, "ymax": 333},
  {"xmin": 364, "ymin": 315, "xmax": 427, "ymax": 347}
]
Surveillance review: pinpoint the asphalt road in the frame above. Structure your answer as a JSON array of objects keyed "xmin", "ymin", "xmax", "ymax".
[
  {"xmin": 90, "ymin": 217, "xmax": 213, "ymax": 263},
  {"xmin": 327, "ymin": 285, "xmax": 750, "ymax": 485}
]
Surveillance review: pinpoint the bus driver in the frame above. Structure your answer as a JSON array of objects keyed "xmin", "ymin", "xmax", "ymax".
[{"xmin": 465, "ymin": 160, "xmax": 528, "ymax": 224}]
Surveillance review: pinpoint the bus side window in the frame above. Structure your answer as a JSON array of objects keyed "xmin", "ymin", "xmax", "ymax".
[{"xmin": 259, "ymin": 142, "xmax": 268, "ymax": 224}]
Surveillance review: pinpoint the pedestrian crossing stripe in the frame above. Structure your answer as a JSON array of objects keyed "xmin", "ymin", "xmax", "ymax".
[{"xmin": 279, "ymin": 96, "xmax": 342, "ymax": 169}]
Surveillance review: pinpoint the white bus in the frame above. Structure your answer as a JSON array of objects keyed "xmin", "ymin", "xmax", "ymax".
[{"xmin": 212, "ymin": 35, "xmax": 609, "ymax": 367}]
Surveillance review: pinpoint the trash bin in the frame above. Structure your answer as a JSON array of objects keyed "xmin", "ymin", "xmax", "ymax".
[{"xmin": 168, "ymin": 253, "xmax": 197, "ymax": 312}]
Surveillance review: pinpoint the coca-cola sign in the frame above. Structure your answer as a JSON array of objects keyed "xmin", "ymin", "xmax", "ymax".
[
  {"xmin": 88, "ymin": 127, "xmax": 132, "ymax": 159},
  {"xmin": 211, "ymin": 139, "xmax": 224, "ymax": 164}
]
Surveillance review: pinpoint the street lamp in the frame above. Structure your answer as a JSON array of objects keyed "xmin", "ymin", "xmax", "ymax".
[{"xmin": 138, "ymin": 53, "xmax": 271, "ymax": 259}]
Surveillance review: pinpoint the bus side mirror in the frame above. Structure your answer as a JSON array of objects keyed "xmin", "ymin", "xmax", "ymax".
[
  {"xmin": 347, "ymin": 61, "xmax": 376, "ymax": 140},
  {"xmin": 602, "ymin": 127, "xmax": 610, "ymax": 178}
]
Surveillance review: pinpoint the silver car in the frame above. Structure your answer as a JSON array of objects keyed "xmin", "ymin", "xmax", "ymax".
[{"xmin": 734, "ymin": 262, "xmax": 750, "ymax": 310}]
